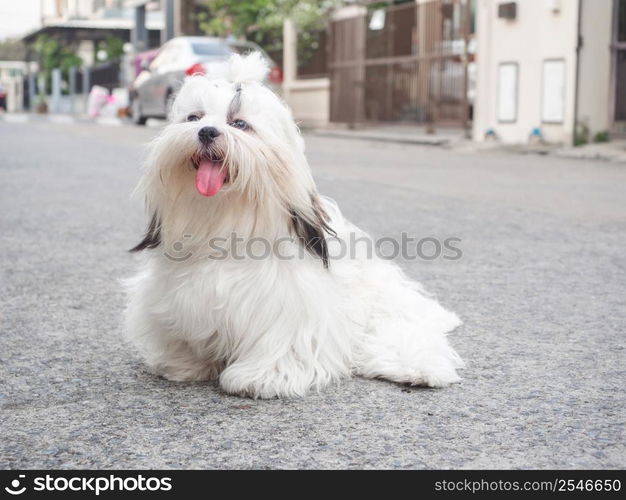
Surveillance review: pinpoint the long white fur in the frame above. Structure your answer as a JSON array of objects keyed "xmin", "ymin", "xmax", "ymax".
[{"xmin": 125, "ymin": 53, "xmax": 463, "ymax": 398}]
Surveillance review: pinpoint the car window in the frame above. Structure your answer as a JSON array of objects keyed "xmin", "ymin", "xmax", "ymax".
[
  {"xmin": 191, "ymin": 43, "xmax": 232, "ymax": 56},
  {"xmin": 227, "ymin": 43, "xmax": 272, "ymax": 64},
  {"xmin": 228, "ymin": 43, "xmax": 257, "ymax": 56}
]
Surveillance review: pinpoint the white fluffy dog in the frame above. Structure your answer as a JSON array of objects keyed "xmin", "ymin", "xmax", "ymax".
[{"xmin": 125, "ymin": 53, "xmax": 463, "ymax": 398}]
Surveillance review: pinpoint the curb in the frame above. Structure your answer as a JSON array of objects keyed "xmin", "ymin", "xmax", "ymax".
[
  {"xmin": 501, "ymin": 143, "xmax": 626, "ymax": 163},
  {"xmin": 310, "ymin": 129, "xmax": 453, "ymax": 146},
  {"xmin": 0, "ymin": 113, "xmax": 125, "ymax": 126},
  {"xmin": 4, "ymin": 113, "xmax": 624, "ymax": 162},
  {"xmin": 0, "ymin": 113, "xmax": 169, "ymax": 129}
]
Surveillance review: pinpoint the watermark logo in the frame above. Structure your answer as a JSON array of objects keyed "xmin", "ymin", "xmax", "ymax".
[
  {"xmin": 162, "ymin": 232, "xmax": 463, "ymax": 263},
  {"xmin": 163, "ymin": 234, "xmax": 193, "ymax": 261},
  {"xmin": 4, "ymin": 475, "xmax": 26, "ymax": 495}
]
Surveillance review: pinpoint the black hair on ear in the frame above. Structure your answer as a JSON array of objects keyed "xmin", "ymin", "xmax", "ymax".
[
  {"xmin": 130, "ymin": 213, "xmax": 161, "ymax": 252},
  {"xmin": 290, "ymin": 195, "xmax": 336, "ymax": 269}
]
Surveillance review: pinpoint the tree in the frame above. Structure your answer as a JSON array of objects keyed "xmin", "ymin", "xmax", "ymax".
[
  {"xmin": 197, "ymin": 0, "xmax": 339, "ymax": 68},
  {"xmin": 0, "ymin": 38, "xmax": 26, "ymax": 61},
  {"xmin": 97, "ymin": 36, "xmax": 125, "ymax": 62},
  {"xmin": 33, "ymin": 35, "xmax": 83, "ymax": 92}
]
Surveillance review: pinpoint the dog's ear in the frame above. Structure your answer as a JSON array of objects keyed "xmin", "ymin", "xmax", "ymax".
[
  {"xmin": 130, "ymin": 213, "xmax": 161, "ymax": 252},
  {"xmin": 290, "ymin": 195, "xmax": 336, "ymax": 269}
]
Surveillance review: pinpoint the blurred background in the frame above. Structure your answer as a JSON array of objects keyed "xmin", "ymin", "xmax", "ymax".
[{"xmin": 0, "ymin": 0, "xmax": 623, "ymax": 146}]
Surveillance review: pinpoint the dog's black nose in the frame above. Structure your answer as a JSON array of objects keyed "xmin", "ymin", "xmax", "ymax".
[{"xmin": 198, "ymin": 126, "xmax": 221, "ymax": 144}]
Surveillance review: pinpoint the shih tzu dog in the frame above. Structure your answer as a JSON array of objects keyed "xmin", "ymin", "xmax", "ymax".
[{"xmin": 125, "ymin": 53, "xmax": 463, "ymax": 398}]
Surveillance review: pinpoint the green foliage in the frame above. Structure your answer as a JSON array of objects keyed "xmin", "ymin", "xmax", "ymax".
[
  {"xmin": 33, "ymin": 34, "xmax": 82, "ymax": 92},
  {"xmin": 98, "ymin": 36, "xmax": 125, "ymax": 62},
  {"xmin": 34, "ymin": 34, "xmax": 82, "ymax": 74},
  {"xmin": 197, "ymin": 0, "xmax": 339, "ymax": 66},
  {"xmin": 0, "ymin": 38, "xmax": 26, "ymax": 61},
  {"xmin": 35, "ymin": 93, "xmax": 48, "ymax": 110},
  {"xmin": 574, "ymin": 121, "xmax": 589, "ymax": 147},
  {"xmin": 199, "ymin": 0, "xmax": 337, "ymax": 38},
  {"xmin": 593, "ymin": 130, "xmax": 610, "ymax": 143}
]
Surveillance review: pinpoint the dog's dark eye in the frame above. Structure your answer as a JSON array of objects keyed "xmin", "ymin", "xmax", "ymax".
[
  {"xmin": 187, "ymin": 114, "xmax": 201, "ymax": 122},
  {"xmin": 229, "ymin": 119, "xmax": 249, "ymax": 130}
]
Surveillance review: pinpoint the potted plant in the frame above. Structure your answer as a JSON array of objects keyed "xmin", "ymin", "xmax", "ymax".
[{"xmin": 35, "ymin": 93, "xmax": 48, "ymax": 114}]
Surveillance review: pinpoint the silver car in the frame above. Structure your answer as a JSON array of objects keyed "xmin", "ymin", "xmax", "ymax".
[{"xmin": 130, "ymin": 36, "xmax": 281, "ymax": 125}]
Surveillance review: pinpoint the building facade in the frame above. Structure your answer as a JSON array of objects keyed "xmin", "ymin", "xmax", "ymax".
[
  {"xmin": 24, "ymin": 0, "xmax": 164, "ymax": 66},
  {"xmin": 473, "ymin": 0, "xmax": 621, "ymax": 145}
]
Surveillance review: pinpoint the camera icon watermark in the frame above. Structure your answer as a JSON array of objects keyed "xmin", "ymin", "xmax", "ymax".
[
  {"xmin": 163, "ymin": 234, "xmax": 193, "ymax": 261},
  {"xmin": 5, "ymin": 475, "xmax": 26, "ymax": 495}
]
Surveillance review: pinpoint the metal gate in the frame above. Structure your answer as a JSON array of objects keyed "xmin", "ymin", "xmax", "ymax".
[
  {"xmin": 90, "ymin": 61, "xmax": 122, "ymax": 91},
  {"xmin": 329, "ymin": 0, "xmax": 472, "ymax": 130}
]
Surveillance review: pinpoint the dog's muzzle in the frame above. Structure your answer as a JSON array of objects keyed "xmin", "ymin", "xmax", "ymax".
[
  {"xmin": 198, "ymin": 126, "xmax": 221, "ymax": 145},
  {"xmin": 191, "ymin": 127, "xmax": 229, "ymax": 197}
]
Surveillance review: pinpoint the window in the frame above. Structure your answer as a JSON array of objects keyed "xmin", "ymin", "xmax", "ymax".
[{"xmin": 191, "ymin": 43, "xmax": 231, "ymax": 56}]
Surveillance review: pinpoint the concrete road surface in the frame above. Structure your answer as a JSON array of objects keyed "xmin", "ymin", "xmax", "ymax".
[{"xmin": 0, "ymin": 119, "xmax": 624, "ymax": 469}]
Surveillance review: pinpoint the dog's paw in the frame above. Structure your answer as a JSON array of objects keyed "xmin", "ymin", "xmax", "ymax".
[
  {"xmin": 219, "ymin": 366, "xmax": 310, "ymax": 399},
  {"xmin": 373, "ymin": 363, "xmax": 461, "ymax": 388},
  {"xmin": 155, "ymin": 362, "xmax": 221, "ymax": 382},
  {"xmin": 359, "ymin": 349, "xmax": 463, "ymax": 388},
  {"xmin": 396, "ymin": 360, "xmax": 462, "ymax": 388}
]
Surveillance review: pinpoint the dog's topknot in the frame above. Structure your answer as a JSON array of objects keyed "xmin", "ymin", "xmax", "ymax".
[{"xmin": 222, "ymin": 52, "xmax": 269, "ymax": 84}]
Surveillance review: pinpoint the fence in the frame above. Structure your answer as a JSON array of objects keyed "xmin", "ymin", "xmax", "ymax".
[
  {"xmin": 329, "ymin": 0, "xmax": 472, "ymax": 130},
  {"xmin": 89, "ymin": 61, "xmax": 122, "ymax": 91},
  {"xmin": 23, "ymin": 60, "xmax": 123, "ymax": 114},
  {"xmin": 297, "ymin": 28, "xmax": 329, "ymax": 79}
]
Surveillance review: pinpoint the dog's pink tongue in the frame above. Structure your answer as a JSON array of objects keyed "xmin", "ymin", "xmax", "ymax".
[{"xmin": 195, "ymin": 160, "xmax": 226, "ymax": 197}]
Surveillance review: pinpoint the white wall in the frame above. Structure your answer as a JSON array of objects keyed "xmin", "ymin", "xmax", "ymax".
[
  {"xmin": 283, "ymin": 79, "xmax": 330, "ymax": 127},
  {"xmin": 282, "ymin": 18, "xmax": 330, "ymax": 128},
  {"xmin": 473, "ymin": 0, "xmax": 580, "ymax": 144}
]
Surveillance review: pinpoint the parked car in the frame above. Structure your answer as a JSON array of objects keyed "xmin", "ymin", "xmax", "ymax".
[{"xmin": 129, "ymin": 37, "xmax": 282, "ymax": 125}]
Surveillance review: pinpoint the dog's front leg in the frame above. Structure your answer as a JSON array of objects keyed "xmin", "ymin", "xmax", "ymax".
[
  {"xmin": 149, "ymin": 338, "xmax": 223, "ymax": 382},
  {"xmin": 219, "ymin": 349, "xmax": 314, "ymax": 399},
  {"xmin": 219, "ymin": 328, "xmax": 350, "ymax": 399},
  {"xmin": 126, "ymin": 305, "xmax": 221, "ymax": 382},
  {"xmin": 218, "ymin": 269, "xmax": 353, "ymax": 399},
  {"xmin": 136, "ymin": 332, "xmax": 222, "ymax": 383}
]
